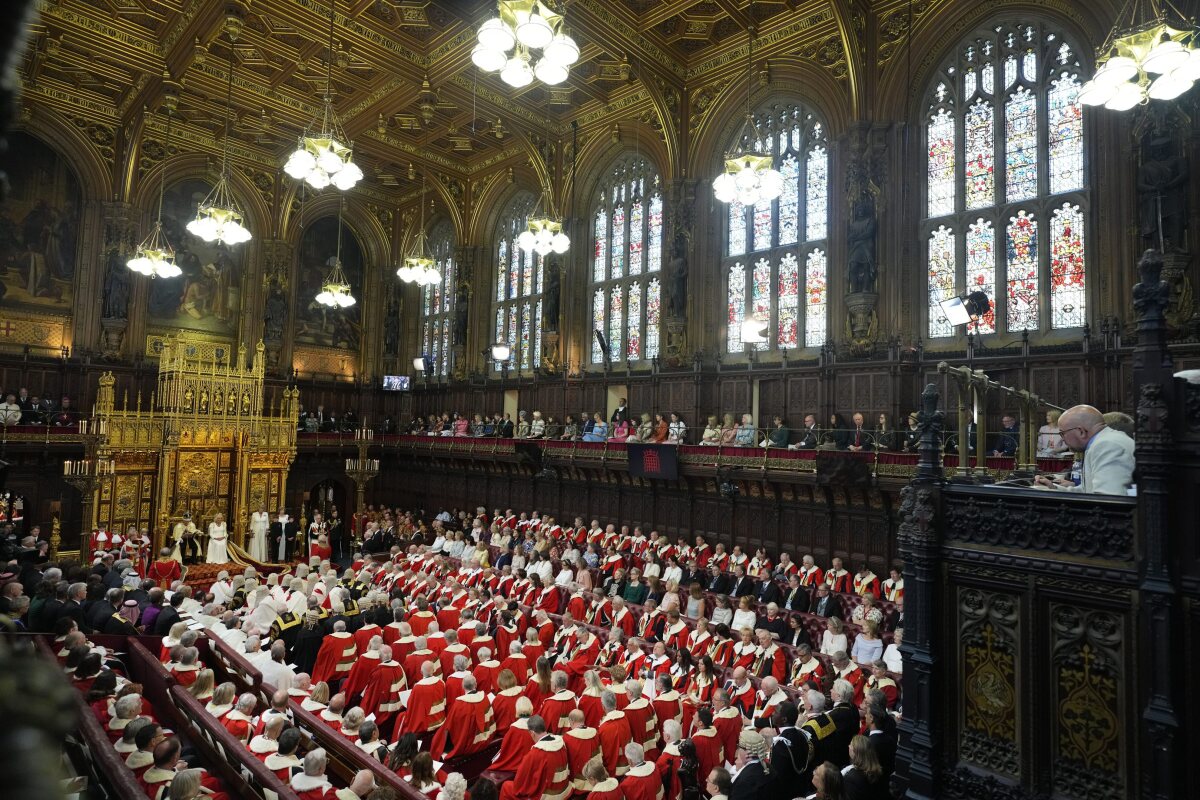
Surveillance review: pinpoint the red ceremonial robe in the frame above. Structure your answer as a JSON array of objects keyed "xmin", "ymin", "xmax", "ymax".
[
  {"xmin": 537, "ymin": 690, "xmax": 579, "ymax": 734},
  {"xmin": 754, "ymin": 644, "xmax": 788, "ymax": 683},
  {"xmin": 651, "ymin": 691, "xmax": 682, "ymax": 744},
  {"xmin": 403, "ymin": 649, "xmax": 440, "ymax": 687},
  {"xmin": 577, "ymin": 689, "xmax": 605, "ymax": 729},
  {"xmin": 690, "ymin": 727, "xmax": 724, "ymax": 787},
  {"xmin": 620, "ymin": 761, "xmax": 664, "ymax": 800},
  {"xmin": 657, "ymin": 743, "xmax": 686, "ymax": 800},
  {"xmin": 597, "ymin": 710, "xmax": 633, "ymax": 777},
  {"xmin": 499, "ymin": 653, "xmax": 531, "ymax": 684},
  {"xmin": 407, "ymin": 610, "xmax": 437, "ymax": 637},
  {"xmin": 396, "ymin": 676, "xmax": 446, "ymax": 736},
  {"xmin": 472, "ymin": 659, "xmax": 501, "ymax": 694},
  {"xmin": 341, "ymin": 651, "xmax": 381, "ymax": 701},
  {"xmin": 563, "ymin": 726, "xmax": 601, "ymax": 794},
  {"xmin": 623, "ymin": 697, "xmax": 658, "ymax": 752},
  {"xmin": 712, "ymin": 707, "xmax": 743, "ymax": 763},
  {"xmin": 312, "ymin": 631, "xmax": 357, "ymax": 685},
  {"xmin": 727, "ymin": 681, "xmax": 756, "ymax": 718},
  {"xmin": 439, "ymin": 643, "xmax": 473, "ymax": 677},
  {"xmin": 221, "ymin": 709, "xmax": 256, "ymax": 742},
  {"xmin": 359, "ymin": 659, "xmax": 408, "ymax": 725},
  {"xmin": 490, "ymin": 718, "xmax": 534, "ymax": 772},
  {"xmin": 353, "ymin": 624, "xmax": 382, "ymax": 654},
  {"xmin": 586, "ymin": 777, "xmax": 623, "ymax": 800},
  {"xmin": 499, "ymin": 734, "xmax": 570, "ymax": 800},
  {"xmin": 428, "ymin": 691, "xmax": 495, "ymax": 759},
  {"xmin": 264, "ymin": 751, "xmax": 303, "ymax": 783},
  {"xmin": 491, "ymin": 685, "xmax": 524, "ymax": 732}
]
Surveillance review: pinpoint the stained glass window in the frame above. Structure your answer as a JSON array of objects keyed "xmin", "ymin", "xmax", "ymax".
[
  {"xmin": 928, "ymin": 226, "xmax": 957, "ymax": 338},
  {"xmin": 646, "ymin": 279, "xmax": 661, "ymax": 360},
  {"xmin": 727, "ymin": 263, "xmax": 746, "ymax": 352},
  {"xmin": 924, "ymin": 22, "xmax": 1088, "ymax": 337},
  {"xmin": 966, "ymin": 219, "xmax": 996, "ymax": 334},
  {"xmin": 928, "ymin": 108, "xmax": 956, "ymax": 217},
  {"xmin": 492, "ymin": 195, "xmax": 544, "ymax": 371},
  {"xmin": 1006, "ymin": 211, "xmax": 1039, "ymax": 331},
  {"xmin": 777, "ymin": 253, "xmax": 799, "ymax": 348},
  {"xmin": 1005, "ymin": 87, "xmax": 1038, "ymax": 202},
  {"xmin": 804, "ymin": 249, "xmax": 827, "ymax": 347},
  {"xmin": 590, "ymin": 157, "xmax": 664, "ymax": 364},
  {"xmin": 723, "ymin": 104, "xmax": 828, "ymax": 353},
  {"xmin": 419, "ymin": 222, "xmax": 456, "ymax": 376},
  {"xmin": 1049, "ymin": 202, "xmax": 1086, "ymax": 328}
]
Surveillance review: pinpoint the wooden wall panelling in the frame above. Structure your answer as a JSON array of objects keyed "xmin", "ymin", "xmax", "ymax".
[
  {"xmin": 758, "ymin": 379, "xmax": 785, "ymax": 424},
  {"xmin": 718, "ymin": 378, "xmax": 750, "ymax": 418}
]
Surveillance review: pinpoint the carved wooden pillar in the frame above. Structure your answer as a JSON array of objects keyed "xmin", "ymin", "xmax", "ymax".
[
  {"xmin": 455, "ymin": 243, "xmax": 477, "ymax": 380},
  {"xmin": 1130, "ymin": 249, "xmax": 1182, "ymax": 799},
  {"xmin": 894, "ymin": 383, "xmax": 944, "ymax": 800},
  {"xmin": 665, "ymin": 178, "xmax": 696, "ymax": 367},
  {"xmin": 259, "ymin": 239, "xmax": 293, "ymax": 377},
  {"xmin": 97, "ymin": 201, "xmax": 139, "ymax": 360}
]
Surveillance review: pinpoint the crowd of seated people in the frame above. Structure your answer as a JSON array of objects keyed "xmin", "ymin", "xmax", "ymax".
[
  {"xmin": 0, "ymin": 386, "xmax": 77, "ymax": 425},
  {"xmin": 13, "ymin": 499, "xmax": 906, "ymax": 799}
]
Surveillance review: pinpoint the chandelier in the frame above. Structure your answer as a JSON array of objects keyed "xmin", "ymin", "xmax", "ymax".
[
  {"xmin": 1078, "ymin": 0, "xmax": 1200, "ymax": 109},
  {"xmin": 397, "ymin": 180, "xmax": 441, "ymax": 286},
  {"xmin": 128, "ymin": 99, "xmax": 182, "ymax": 278},
  {"xmin": 712, "ymin": 10, "xmax": 783, "ymax": 205},
  {"xmin": 472, "ymin": 0, "xmax": 580, "ymax": 87},
  {"xmin": 315, "ymin": 202, "xmax": 356, "ymax": 307},
  {"xmin": 283, "ymin": 0, "xmax": 363, "ymax": 190},
  {"xmin": 517, "ymin": 191, "xmax": 570, "ymax": 256},
  {"xmin": 187, "ymin": 41, "xmax": 252, "ymax": 245}
]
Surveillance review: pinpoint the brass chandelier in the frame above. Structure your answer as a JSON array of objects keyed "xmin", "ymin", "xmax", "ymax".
[
  {"xmin": 396, "ymin": 180, "xmax": 441, "ymax": 286},
  {"xmin": 1079, "ymin": 0, "xmax": 1199, "ymax": 109},
  {"xmin": 315, "ymin": 200, "xmax": 356, "ymax": 307},
  {"xmin": 127, "ymin": 96, "xmax": 182, "ymax": 278}
]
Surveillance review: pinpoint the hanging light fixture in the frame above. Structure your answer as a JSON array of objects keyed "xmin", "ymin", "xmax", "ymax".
[
  {"xmin": 283, "ymin": 0, "xmax": 364, "ymax": 191},
  {"xmin": 128, "ymin": 95, "xmax": 182, "ymax": 278},
  {"xmin": 186, "ymin": 39, "xmax": 252, "ymax": 245},
  {"xmin": 1078, "ymin": 0, "xmax": 1199, "ymax": 109},
  {"xmin": 473, "ymin": 1, "xmax": 579, "ymax": 88},
  {"xmin": 396, "ymin": 179, "xmax": 441, "ymax": 286},
  {"xmin": 517, "ymin": 106, "xmax": 570, "ymax": 257},
  {"xmin": 315, "ymin": 199, "xmax": 356, "ymax": 307},
  {"xmin": 712, "ymin": 4, "xmax": 783, "ymax": 205}
]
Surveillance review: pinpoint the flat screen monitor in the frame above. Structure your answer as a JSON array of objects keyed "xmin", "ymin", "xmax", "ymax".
[{"xmin": 382, "ymin": 375, "xmax": 411, "ymax": 391}]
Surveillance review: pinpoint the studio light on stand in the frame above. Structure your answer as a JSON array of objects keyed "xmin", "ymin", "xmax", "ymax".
[
  {"xmin": 938, "ymin": 291, "xmax": 991, "ymax": 327},
  {"xmin": 1078, "ymin": 0, "xmax": 1199, "ymax": 110}
]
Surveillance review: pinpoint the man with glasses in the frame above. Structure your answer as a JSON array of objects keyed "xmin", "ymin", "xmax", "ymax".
[{"xmin": 1034, "ymin": 404, "xmax": 1134, "ymax": 495}]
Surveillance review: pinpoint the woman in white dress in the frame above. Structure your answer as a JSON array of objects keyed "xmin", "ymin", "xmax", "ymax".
[
  {"xmin": 206, "ymin": 513, "xmax": 230, "ymax": 564},
  {"xmin": 249, "ymin": 507, "xmax": 270, "ymax": 562}
]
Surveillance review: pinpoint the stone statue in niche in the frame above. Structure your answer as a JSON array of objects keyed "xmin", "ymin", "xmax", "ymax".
[
  {"xmin": 263, "ymin": 284, "xmax": 287, "ymax": 342},
  {"xmin": 453, "ymin": 282, "xmax": 470, "ymax": 346},
  {"xmin": 847, "ymin": 198, "xmax": 878, "ymax": 294},
  {"xmin": 1138, "ymin": 127, "xmax": 1188, "ymax": 253},
  {"xmin": 383, "ymin": 296, "xmax": 400, "ymax": 355},
  {"xmin": 544, "ymin": 256, "xmax": 561, "ymax": 332},
  {"xmin": 668, "ymin": 231, "xmax": 688, "ymax": 319},
  {"xmin": 102, "ymin": 249, "xmax": 131, "ymax": 320}
]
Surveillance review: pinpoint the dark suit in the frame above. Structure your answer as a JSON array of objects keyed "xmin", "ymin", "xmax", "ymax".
[
  {"xmin": 729, "ymin": 760, "xmax": 771, "ymax": 800},
  {"xmin": 85, "ymin": 601, "xmax": 116, "ymax": 633},
  {"xmin": 827, "ymin": 703, "xmax": 860, "ymax": 766},
  {"xmin": 887, "ymin": 609, "xmax": 903, "ymax": 631},
  {"xmin": 901, "ymin": 427, "xmax": 921, "ymax": 452},
  {"xmin": 782, "ymin": 585, "xmax": 810, "ymax": 613},
  {"xmin": 755, "ymin": 581, "xmax": 782, "ymax": 605},
  {"xmin": 498, "ymin": 420, "xmax": 514, "ymax": 437},
  {"xmin": 796, "ymin": 425, "xmax": 819, "ymax": 448},
  {"xmin": 706, "ymin": 573, "xmax": 732, "ymax": 595},
  {"xmin": 101, "ymin": 568, "xmax": 124, "ymax": 591},
  {"xmin": 812, "ymin": 594, "xmax": 842, "ymax": 619},
  {"xmin": 732, "ymin": 577, "xmax": 756, "ymax": 598},
  {"xmin": 993, "ymin": 424, "xmax": 1019, "ymax": 456},
  {"xmin": 784, "ymin": 627, "xmax": 811, "ymax": 649},
  {"xmin": 848, "ymin": 426, "xmax": 873, "ymax": 451},
  {"xmin": 758, "ymin": 614, "xmax": 789, "ymax": 642},
  {"xmin": 269, "ymin": 520, "xmax": 299, "ymax": 561},
  {"xmin": 868, "ymin": 729, "xmax": 897, "ymax": 778},
  {"xmin": 34, "ymin": 598, "xmax": 64, "ymax": 633},
  {"xmin": 843, "ymin": 766, "xmax": 891, "ymax": 800},
  {"xmin": 58, "ymin": 599, "xmax": 85, "ymax": 632},
  {"xmin": 610, "ymin": 406, "xmax": 630, "ymax": 424},
  {"xmin": 153, "ymin": 605, "xmax": 181, "ymax": 636}
]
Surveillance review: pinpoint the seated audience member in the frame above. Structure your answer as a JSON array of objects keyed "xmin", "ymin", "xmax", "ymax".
[
  {"xmin": 843, "ymin": 735, "xmax": 889, "ymax": 800},
  {"xmin": 821, "ymin": 616, "xmax": 848, "ymax": 657},
  {"xmin": 1037, "ymin": 409, "xmax": 1067, "ymax": 456}
]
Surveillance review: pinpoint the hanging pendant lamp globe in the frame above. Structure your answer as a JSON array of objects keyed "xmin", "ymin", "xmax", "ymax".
[{"xmin": 474, "ymin": 1, "xmax": 578, "ymax": 88}]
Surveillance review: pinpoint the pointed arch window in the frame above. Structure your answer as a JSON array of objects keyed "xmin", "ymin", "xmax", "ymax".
[
  {"xmin": 923, "ymin": 22, "xmax": 1088, "ymax": 338},
  {"xmin": 724, "ymin": 103, "xmax": 828, "ymax": 352},
  {"xmin": 590, "ymin": 157, "xmax": 664, "ymax": 364},
  {"xmin": 419, "ymin": 222, "xmax": 455, "ymax": 377},
  {"xmin": 492, "ymin": 195, "xmax": 544, "ymax": 371}
]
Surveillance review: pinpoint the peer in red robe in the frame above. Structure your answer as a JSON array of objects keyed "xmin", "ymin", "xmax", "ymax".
[
  {"xmin": 429, "ymin": 687, "xmax": 495, "ymax": 759},
  {"xmin": 403, "ymin": 647, "xmax": 440, "ymax": 687},
  {"xmin": 538, "ymin": 687, "xmax": 579, "ymax": 735},
  {"xmin": 472, "ymin": 657, "xmax": 502, "ymax": 694},
  {"xmin": 499, "ymin": 651, "xmax": 531, "ymax": 684},
  {"xmin": 491, "ymin": 684, "xmax": 525, "ymax": 732},
  {"xmin": 147, "ymin": 556, "xmax": 181, "ymax": 590},
  {"xmin": 621, "ymin": 757, "xmax": 663, "ymax": 800},
  {"xmin": 340, "ymin": 649, "xmax": 381, "ymax": 701},
  {"xmin": 499, "ymin": 732, "xmax": 570, "ymax": 800},
  {"xmin": 312, "ymin": 630, "xmax": 358, "ymax": 685},
  {"xmin": 690, "ymin": 722, "xmax": 724, "ymax": 789},
  {"xmin": 408, "ymin": 608, "xmax": 437, "ymax": 636},
  {"xmin": 562, "ymin": 714, "xmax": 601, "ymax": 795},
  {"xmin": 597, "ymin": 708, "xmax": 632, "ymax": 778},
  {"xmin": 712, "ymin": 704, "xmax": 743, "ymax": 763},
  {"xmin": 490, "ymin": 716, "xmax": 534, "ymax": 773},
  {"xmin": 439, "ymin": 642, "xmax": 473, "ymax": 677},
  {"xmin": 623, "ymin": 693, "xmax": 659, "ymax": 754},
  {"xmin": 396, "ymin": 673, "xmax": 446, "ymax": 737},
  {"xmin": 359, "ymin": 655, "xmax": 408, "ymax": 728},
  {"xmin": 353, "ymin": 622, "xmax": 383, "ymax": 653}
]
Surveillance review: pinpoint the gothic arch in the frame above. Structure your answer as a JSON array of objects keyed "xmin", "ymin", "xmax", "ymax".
[
  {"xmin": 468, "ymin": 167, "xmax": 542, "ymax": 246},
  {"xmin": 688, "ymin": 60, "xmax": 848, "ymax": 180},
  {"xmin": 14, "ymin": 112, "xmax": 112, "ymax": 201},
  {"xmin": 874, "ymin": 0, "xmax": 1110, "ymax": 123},
  {"xmin": 569, "ymin": 125, "xmax": 670, "ymax": 218}
]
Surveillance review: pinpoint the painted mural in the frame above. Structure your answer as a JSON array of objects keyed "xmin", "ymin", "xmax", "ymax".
[
  {"xmin": 146, "ymin": 179, "xmax": 245, "ymax": 335},
  {"xmin": 0, "ymin": 132, "xmax": 81, "ymax": 311},
  {"xmin": 294, "ymin": 215, "xmax": 363, "ymax": 351}
]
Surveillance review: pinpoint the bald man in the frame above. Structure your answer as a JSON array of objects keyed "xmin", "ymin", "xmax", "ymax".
[{"xmin": 1034, "ymin": 404, "xmax": 1134, "ymax": 495}]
